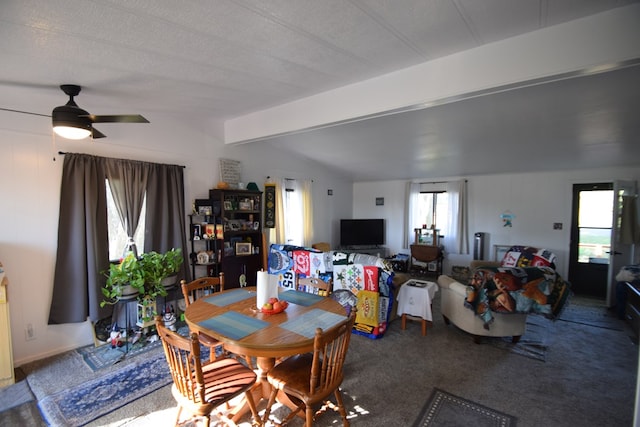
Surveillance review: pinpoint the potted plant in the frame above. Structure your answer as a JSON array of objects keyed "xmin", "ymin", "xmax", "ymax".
[
  {"xmin": 160, "ymin": 248, "xmax": 184, "ymax": 288},
  {"xmin": 100, "ymin": 252, "xmax": 145, "ymax": 307}
]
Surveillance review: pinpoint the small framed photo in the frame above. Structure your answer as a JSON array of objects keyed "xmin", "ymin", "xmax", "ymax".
[
  {"xmin": 223, "ymin": 201, "xmax": 233, "ymax": 210},
  {"xmin": 204, "ymin": 224, "xmax": 215, "ymax": 237},
  {"xmin": 198, "ymin": 205, "xmax": 212, "ymax": 216},
  {"xmin": 235, "ymin": 242, "xmax": 252, "ymax": 256},
  {"xmin": 192, "ymin": 224, "xmax": 202, "ymax": 240}
]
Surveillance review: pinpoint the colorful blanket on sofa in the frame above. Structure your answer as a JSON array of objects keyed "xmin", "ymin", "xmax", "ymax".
[{"xmin": 464, "ymin": 266, "xmax": 572, "ymax": 329}]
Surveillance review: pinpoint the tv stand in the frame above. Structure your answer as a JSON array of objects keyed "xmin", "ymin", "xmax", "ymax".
[{"xmin": 338, "ymin": 246, "xmax": 387, "ymax": 258}]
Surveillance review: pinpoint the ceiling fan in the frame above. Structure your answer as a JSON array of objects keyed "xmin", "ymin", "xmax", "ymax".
[{"xmin": 50, "ymin": 84, "xmax": 149, "ymax": 139}]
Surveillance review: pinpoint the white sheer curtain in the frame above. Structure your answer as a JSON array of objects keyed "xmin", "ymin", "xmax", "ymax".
[
  {"xmin": 404, "ymin": 182, "xmax": 421, "ymax": 248},
  {"xmin": 301, "ymin": 179, "xmax": 314, "ymax": 247},
  {"xmin": 269, "ymin": 177, "xmax": 313, "ymax": 247},
  {"xmin": 274, "ymin": 177, "xmax": 286, "ymax": 244},
  {"xmin": 444, "ymin": 179, "xmax": 469, "ymax": 254}
]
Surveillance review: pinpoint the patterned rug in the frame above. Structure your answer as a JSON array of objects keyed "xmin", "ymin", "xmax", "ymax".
[
  {"xmin": 76, "ymin": 335, "xmax": 163, "ymax": 371},
  {"xmin": 38, "ymin": 353, "xmax": 171, "ymax": 426},
  {"xmin": 558, "ymin": 303, "xmax": 624, "ymax": 331},
  {"xmin": 412, "ymin": 388, "xmax": 517, "ymax": 427},
  {"xmin": 77, "ymin": 323, "xmax": 193, "ymax": 371},
  {"xmin": 485, "ymin": 315, "xmax": 550, "ymax": 362}
]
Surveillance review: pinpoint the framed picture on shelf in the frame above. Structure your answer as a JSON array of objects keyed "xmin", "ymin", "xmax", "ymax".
[
  {"xmin": 235, "ymin": 242, "xmax": 252, "ymax": 256},
  {"xmin": 223, "ymin": 201, "xmax": 233, "ymax": 210},
  {"xmin": 198, "ymin": 205, "xmax": 212, "ymax": 216},
  {"xmin": 192, "ymin": 224, "xmax": 202, "ymax": 240},
  {"xmin": 204, "ymin": 224, "xmax": 215, "ymax": 237}
]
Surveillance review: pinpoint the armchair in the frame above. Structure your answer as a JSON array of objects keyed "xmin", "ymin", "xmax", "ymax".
[{"xmin": 438, "ymin": 274, "xmax": 527, "ymax": 343}]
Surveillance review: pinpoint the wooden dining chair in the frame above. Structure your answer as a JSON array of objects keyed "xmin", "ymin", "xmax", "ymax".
[
  {"xmin": 154, "ymin": 317, "xmax": 260, "ymax": 427},
  {"xmin": 181, "ymin": 275, "xmax": 226, "ymax": 362},
  {"xmin": 297, "ymin": 276, "xmax": 332, "ymax": 297},
  {"xmin": 261, "ymin": 310, "xmax": 357, "ymax": 427}
]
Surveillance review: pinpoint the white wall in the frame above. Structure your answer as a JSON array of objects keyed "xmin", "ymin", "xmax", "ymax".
[
  {"xmin": 353, "ymin": 167, "xmax": 640, "ymax": 279},
  {"xmin": 0, "ymin": 113, "xmax": 352, "ymax": 366}
]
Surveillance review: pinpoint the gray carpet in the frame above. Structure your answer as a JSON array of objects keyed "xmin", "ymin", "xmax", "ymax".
[{"xmin": 3, "ymin": 294, "xmax": 637, "ymax": 427}]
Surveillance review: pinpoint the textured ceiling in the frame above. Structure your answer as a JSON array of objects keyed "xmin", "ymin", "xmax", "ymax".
[{"xmin": 1, "ymin": 0, "xmax": 639, "ymax": 180}]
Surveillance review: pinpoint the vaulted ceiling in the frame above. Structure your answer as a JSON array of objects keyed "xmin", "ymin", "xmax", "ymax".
[{"xmin": 1, "ymin": 0, "xmax": 639, "ymax": 181}]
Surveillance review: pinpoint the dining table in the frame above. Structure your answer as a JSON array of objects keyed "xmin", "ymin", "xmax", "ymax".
[{"xmin": 183, "ymin": 285, "xmax": 348, "ymax": 422}]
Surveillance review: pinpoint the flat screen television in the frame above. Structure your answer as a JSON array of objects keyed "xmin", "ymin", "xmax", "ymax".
[{"xmin": 340, "ymin": 219, "xmax": 384, "ymax": 247}]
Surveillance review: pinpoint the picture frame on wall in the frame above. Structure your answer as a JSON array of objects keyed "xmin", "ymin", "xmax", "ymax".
[{"xmin": 235, "ymin": 242, "xmax": 252, "ymax": 256}]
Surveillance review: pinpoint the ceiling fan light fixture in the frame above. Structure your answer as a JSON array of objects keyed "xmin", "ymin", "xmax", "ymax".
[
  {"xmin": 53, "ymin": 124, "xmax": 92, "ymax": 140},
  {"xmin": 52, "ymin": 103, "xmax": 92, "ymax": 140}
]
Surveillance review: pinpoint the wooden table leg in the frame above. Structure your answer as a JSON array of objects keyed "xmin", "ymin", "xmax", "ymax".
[{"xmin": 401, "ymin": 313, "xmax": 407, "ymax": 330}]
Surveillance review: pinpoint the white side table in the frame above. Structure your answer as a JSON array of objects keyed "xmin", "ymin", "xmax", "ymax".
[{"xmin": 397, "ymin": 279, "xmax": 438, "ymax": 336}]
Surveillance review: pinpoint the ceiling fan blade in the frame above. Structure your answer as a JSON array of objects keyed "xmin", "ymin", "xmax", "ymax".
[
  {"xmin": 0, "ymin": 107, "xmax": 50, "ymax": 118},
  {"xmin": 92, "ymin": 127, "xmax": 106, "ymax": 139},
  {"xmin": 86, "ymin": 114, "xmax": 149, "ymax": 123}
]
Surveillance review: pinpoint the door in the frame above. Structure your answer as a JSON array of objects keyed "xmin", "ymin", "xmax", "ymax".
[
  {"xmin": 568, "ymin": 183, "xmax": 613, "ymax": 299},
  {"xmin": 607, "ymin": 180, "xmax": 638, "ymax": 306}
]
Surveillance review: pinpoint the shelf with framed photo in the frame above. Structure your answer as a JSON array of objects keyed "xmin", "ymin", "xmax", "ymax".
[
  {"xmin": 188, "ymin": 188, "xmax": 263, "ymax": 288},
  {"xmin": 188, "ymin": 213, "xmax": 222, "ymax": 281}
]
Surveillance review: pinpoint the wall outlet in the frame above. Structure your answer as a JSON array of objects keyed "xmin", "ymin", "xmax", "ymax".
[
  {"xmin": 553, "ymin": 222, "xmax": 563, "ymax": 230},
  {"xmin": 26, "ymin": 323, "xmax": 35, "ymax": 341}
]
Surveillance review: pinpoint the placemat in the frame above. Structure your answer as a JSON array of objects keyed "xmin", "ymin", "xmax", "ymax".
[
  {"xmin": 280, "ymin": 308, "xmax": 347, "ymax": 338},
  {"xmin": 198, "ymin": 311, "xmax": 268, "ymax": 340},
  {"xmin": 279, "ymin": 289, "xmax": 325, "ymax": 306},
  {"xmin": 203, "ymin": 289, "xmax": 256, "ymax": 306}
]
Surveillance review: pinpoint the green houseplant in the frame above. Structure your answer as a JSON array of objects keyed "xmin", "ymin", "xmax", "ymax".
[
  {"xmin": 159, "ymin": 248, "xmax": 184, "ymax": 287},
  {"xmin": 100, "ymin": 252, "xmax": 145, "ymax": 307},
  {"xmin": 100, "ymin": 248, "xmax": 184, "ymax": 309}
]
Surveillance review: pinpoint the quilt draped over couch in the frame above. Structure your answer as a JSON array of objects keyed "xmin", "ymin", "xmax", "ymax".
[
  {"xmin": 465, "ymin": 266, "xmax": 572, "ymax": 329},
  {"xmin": 267, "ymin": 244, "xmax": 395, "ymax": 339}
]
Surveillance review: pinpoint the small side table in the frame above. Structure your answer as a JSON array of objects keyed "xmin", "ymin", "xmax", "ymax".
[{"xmin": 397, "ymin": 279, "xmax": 438, "ymax": 336}]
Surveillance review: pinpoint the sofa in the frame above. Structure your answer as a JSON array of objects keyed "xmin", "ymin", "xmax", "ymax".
[{"xmin": 438, "ymin": 246, "xmax": 571, "ymax": 343}]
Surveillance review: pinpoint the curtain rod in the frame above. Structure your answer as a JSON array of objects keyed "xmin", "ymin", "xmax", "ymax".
[
  {"xmin": 418, "ymin": 179, "xmax": 467, "ymax": 184},
  {"xmin": 57, "ymin": 151, "xmax": 186, "ymax": 168}
]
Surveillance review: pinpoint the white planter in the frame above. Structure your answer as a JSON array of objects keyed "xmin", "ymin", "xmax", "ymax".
[
  {"xmin": 118, "ymin": 285, "xmax": 139, "ymax": 301},
  {"xmin": 161, "ymin": 275, "xmax": 178, "ymax": 288}
]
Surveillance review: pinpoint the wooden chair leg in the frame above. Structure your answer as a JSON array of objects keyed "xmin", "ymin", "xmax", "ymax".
[{"xmin": 334, "ymin": 389, "xmax": 350, "ymax": 427}]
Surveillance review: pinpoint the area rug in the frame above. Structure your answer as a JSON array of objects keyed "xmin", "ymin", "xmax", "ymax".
[
  {"xmin": 0, "ymin": 379, "xmax": 34, "ymax": 412},
  {"xmin": 37, "ymin": 353, "xmax": 171, "ymax": 426},
  {"xmin": 77, "ymin": 324, "xmax": 195, "ymax": 371},
  {"xmin": 412, "ymin": 388, "xmax": 517, "ymax": 427},
  {"xmin": 558, "ymin": 303, "xmax": 624, "ymax": 331},
  {"xmin": 485, "ymin": 315, "xmax": 550, "ymax": 362},
  {"xmin": 76, "ymin": 336, "xmax": 163, "ymax": 371}
]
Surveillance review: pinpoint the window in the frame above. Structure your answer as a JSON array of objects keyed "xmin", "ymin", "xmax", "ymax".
[
  {"xmin": 576, "ymin": 189, "xmax": 613, "ymax": 263},
  {"xmin": 415, "ymin": 191, "xmax": 449, "ymax": 233},
  {"xmin": 106, "ymin": 179, "xmax": 146, "ymax": 260}
]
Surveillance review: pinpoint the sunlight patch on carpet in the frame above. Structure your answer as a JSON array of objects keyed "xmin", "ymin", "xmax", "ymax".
[{"xmin": 413, "ymin": 388, "xmax": 517, "ymax": 427}]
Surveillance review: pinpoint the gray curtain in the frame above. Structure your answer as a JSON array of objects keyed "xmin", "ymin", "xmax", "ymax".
[
  {"xmin": 49, "ymin": 154, "xmax": 110, "ymax": 324},
  {"xmin": 145, "ymin": 162, "xmax": 190, "ymax": 281},
  {"xmin": 49, "ymin": 153, "xmax": 187, "ymax": 324}
]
